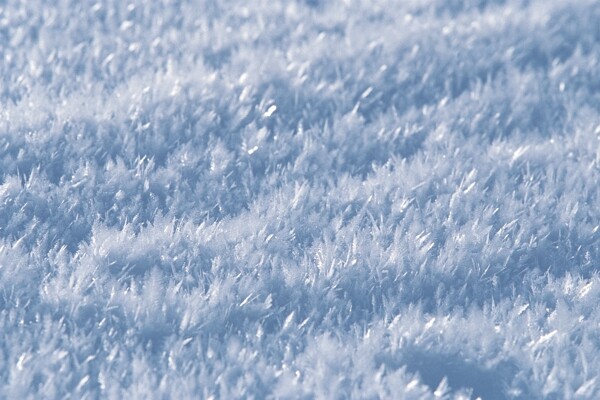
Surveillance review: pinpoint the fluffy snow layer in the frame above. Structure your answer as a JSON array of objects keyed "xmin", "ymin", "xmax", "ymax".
[{"xmin": 1, "ymin": 0, "xmax": 600, "ymax": 398}]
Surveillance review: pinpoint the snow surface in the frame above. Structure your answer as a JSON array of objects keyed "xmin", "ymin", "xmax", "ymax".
[{"xmin": 1, "ymin": 0, "xmax": 600, "ymax": 398}]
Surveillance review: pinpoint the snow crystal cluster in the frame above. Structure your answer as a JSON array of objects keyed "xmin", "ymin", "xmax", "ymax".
[{"xmin": 1, "ymin": 0, "xmax": 600, "ymax": 398}]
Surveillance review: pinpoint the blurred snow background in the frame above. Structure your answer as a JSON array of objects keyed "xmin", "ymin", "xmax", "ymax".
[{"xmin": 1, "ymin": 0, "xmax": 600, "ymax": 398}]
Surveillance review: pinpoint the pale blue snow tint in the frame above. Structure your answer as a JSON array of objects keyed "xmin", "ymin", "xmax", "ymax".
[{"xmin": 0, "ymin": 0, "xmax": 600, "ymax": 398}]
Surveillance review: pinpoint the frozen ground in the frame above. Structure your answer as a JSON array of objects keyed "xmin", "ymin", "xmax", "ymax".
[{"xmin": 1, "ymin": 0, "xmax": 600, "ymax": 398}]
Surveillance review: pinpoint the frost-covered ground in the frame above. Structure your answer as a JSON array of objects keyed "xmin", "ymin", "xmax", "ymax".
[{"xmin": 1, "ymin": 0, "xmax": 600, "ymax": 398}]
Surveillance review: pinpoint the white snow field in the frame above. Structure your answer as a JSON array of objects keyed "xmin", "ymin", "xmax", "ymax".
[{"xmin": 1, "ymin": 0, "xmax": 600, "ymax": 398}]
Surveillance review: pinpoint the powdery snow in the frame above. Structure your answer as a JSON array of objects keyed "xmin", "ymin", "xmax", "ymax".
[{"xmin": 1, "ymin": 0, "xmax": 600, "ymax": 398}]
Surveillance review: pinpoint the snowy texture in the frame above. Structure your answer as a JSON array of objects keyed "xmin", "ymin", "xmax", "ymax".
[{"xmin": 1, "ymin": 0, "xmax": 600, "ymax": 398}]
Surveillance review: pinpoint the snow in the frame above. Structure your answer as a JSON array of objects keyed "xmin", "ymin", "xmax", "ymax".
[{"xmin": 1, "ymin": 0, "xmax": 600, "ymax": 398}]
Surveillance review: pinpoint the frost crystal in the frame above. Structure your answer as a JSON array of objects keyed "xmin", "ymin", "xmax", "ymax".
[{"xmin": 0, "ymin": 0, "xmax": 599, "ymax": 398}]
